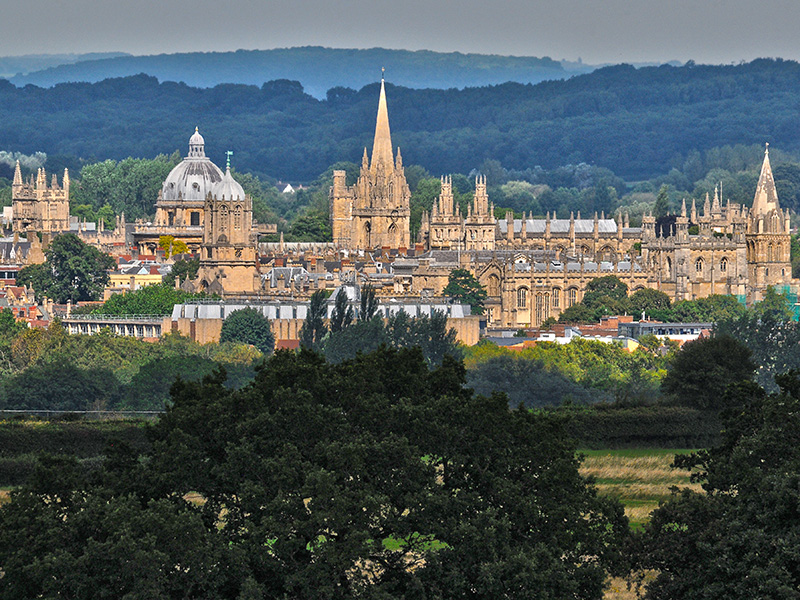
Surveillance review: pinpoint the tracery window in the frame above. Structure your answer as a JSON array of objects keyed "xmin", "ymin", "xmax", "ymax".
[
  {"xmin": 552, "ymin": 288, "xmax": 560, "ymax": 308},
  {"xmin": 695, "ymin": 258, "xmax": 704, "ymax": 274},
  {"xmin": 234, "ymin": 206, "xmax": 242, "ymax": 231},
  {"xmin": 567, "ymin": 288, "xmax": 577, "ymax": 307},
  {"xmin": 487, "ymin": 275, "xmax": 500, "ymax": 297},
  {"xmin": 517, "ymin": 287, "xmax": 528, "ymax": 309},
  {"xmin": 720, "ymin": 257, "xmax": 728, "ymax": 273}
]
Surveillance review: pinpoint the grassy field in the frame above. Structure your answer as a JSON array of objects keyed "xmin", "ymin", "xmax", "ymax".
[{"xmin": 579, "ymin": 448, "xmax": 703, "ymax": 600}]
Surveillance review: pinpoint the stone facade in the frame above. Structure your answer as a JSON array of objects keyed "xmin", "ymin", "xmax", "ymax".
[
  {"xmin": 330, "ymin": 78, "xmax": 411, "ymax": 250},
  {"xmin": 12, "ymin": 162, "xmax": 70, "ymax": 235},
  {"xmin": 392, "ymin": 148, "xmax": 797, "ymax": 328},
  {"xmin": 190, "ymin": 166, "xmax": 262, "ymax": 294}
]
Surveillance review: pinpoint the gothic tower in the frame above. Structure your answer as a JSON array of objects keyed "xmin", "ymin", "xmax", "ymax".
[
  {"xmin": 193, "ymin": 165, "xmax": 260, "ymax": 294},
  {"xmin": 12, "ymin": 161, "xmax": 70, "ymax": 234},
  {"xmin": 745, "ymin": 144, "xmax": 793, "ymax": 302},
  {"xmin": 464, "ymin": 175, "xmax": 496, "ymax": 250},
  {"xmin": 330, "ymin": 76, "xmax": 411, "ymax": 250}
]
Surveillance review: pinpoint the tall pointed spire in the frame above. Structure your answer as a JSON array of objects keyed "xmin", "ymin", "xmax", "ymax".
[
  {"xmin": 12, "ymin": 160, "xmax": 21, "ymax": 186},
  {"xmin": 752, "ymin": 143, "xmax": 780, "ymax": 215},
  {"xmin": 370, "ymin": 73, "xmax": 394, "ymax": 174}
]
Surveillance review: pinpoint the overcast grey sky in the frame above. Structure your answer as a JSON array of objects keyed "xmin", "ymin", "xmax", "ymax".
[{"xmin": 3, "ymin": 0, "xmax": 800, "ymax": 64}]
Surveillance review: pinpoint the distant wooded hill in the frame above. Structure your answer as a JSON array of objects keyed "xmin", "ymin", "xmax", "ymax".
[
  {"xmin": 0, "ymin": 53, "xmax": 129, "ymax": 79},
  {"xmin": 8, "ymin": 47, "xmax": 589, "ymax": 99},
  {"xmin": 1, "ymin": 58, "xmax": 799, "ymax": 182}
]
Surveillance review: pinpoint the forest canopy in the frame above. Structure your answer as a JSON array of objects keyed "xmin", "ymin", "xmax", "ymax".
[{"xmin": 3, "ymin": 59, "xmax": 800, "ymax": 182}]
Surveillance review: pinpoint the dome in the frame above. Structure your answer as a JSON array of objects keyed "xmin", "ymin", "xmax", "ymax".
[
  {"xmin": 211, "ymin": 166, "xmax": 246, "ymax": 201},
  {"xmin": 161, "ymin": 128, "xmax": 223, "ymax": 202},
  {"xmin": 189, "ymin": 127, "xmax": 204, "ymax": 147}
]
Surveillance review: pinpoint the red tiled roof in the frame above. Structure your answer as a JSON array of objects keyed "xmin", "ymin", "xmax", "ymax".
[{"xmin": 276, "ymin": 339, "xmax": 300, "ymax": 350}]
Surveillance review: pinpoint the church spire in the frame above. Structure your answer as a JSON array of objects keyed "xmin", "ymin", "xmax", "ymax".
[
  {"xmin": 12, "ymin": 160, "xmax": 22, "ymax": 186},
  {"xmin": 752, "ymin": 143, "xmax": 780, "ymax": 215},
  {"xmin": 370, "ymin": 74, "xmax": 394, "ymax": 174}
]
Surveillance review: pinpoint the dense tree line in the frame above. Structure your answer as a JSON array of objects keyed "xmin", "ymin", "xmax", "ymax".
[
  {"xmin": 0, "ymin": 347, "xmax": 628, "ymax": 599},
  {"xmin": 5, "ymin": 59, "xmax": 800, "ymax": 184}
]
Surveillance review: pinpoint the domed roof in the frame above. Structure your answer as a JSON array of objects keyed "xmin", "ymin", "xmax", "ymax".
[
  {"xmin": 161, "ymin": 128, "xmax": 223, "ymax": 202},
  {"xmin": 189, "ymin": 127, "xmax": 204, "ymax": 147},
  {"xmin": 211, "ymin": 166, "xmax": 246, "ymax": 201}
]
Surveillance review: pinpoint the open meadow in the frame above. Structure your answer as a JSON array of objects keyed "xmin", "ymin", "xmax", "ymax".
[{"xmin": 580, "ymin": 448, "xmax": 702, "ymax": 600}]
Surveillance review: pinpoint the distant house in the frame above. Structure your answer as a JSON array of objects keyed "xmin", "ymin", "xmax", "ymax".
[{"xmin": 282, "ymin": 184, "xmax": 295, "ymax": 194}]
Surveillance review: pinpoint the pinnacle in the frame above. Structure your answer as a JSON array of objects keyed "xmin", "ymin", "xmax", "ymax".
[
  {"xmin": 370, "ymin": 78, "xmax": 394, "ymax": 174},
  {"xmin": 752, "ymin": 144, "xmax": 780, "ymax": 215}
]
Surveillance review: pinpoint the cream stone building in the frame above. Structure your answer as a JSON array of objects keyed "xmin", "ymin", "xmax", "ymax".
[
  {"xmin": 12, "ymin": 162, "xmax": 70, "ymax": 235},
  {"xmin": 330, "ymin": 77, "xmax": 411, "ymax": 250},
  {"xmin": 391, "ymin": 147, "xmax": 797, "ymax": 328},
  {"xmin": 133, "ymin": 129, "xmax": 220, "ymax": 254},
  {"xmin": 189, "ymin": 165, "xmax": 262, "ymax": 294}
]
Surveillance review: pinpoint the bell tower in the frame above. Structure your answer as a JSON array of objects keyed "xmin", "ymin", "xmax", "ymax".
[{"xmin": 745, "ymin": 144, "xmax": 793, "ymax": 302}]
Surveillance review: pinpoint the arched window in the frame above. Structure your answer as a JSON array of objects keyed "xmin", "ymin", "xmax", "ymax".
[
  {"xmin": 535, "ymin": 293, "xmax": 550, "ymax": 325},
  {"xmin": 720, "ymin": 257, "xmax": 728, "ymax": 273},
  {"xmin": 552, "ymin": 288, "xmax": 561, "ymax": 308},
  {"xmin": 517, "ymin": 287, "xmax": 528, "ymax": 309},
  {"xmin": 768, "ymin": 244, "xmax": 774, "ymax": 262},
  {"xmin": 695, "ymin": 258, "xmax": 704, "ymax": 274},
  {"xmin": 487, "ymin": 274, "xmax": 500, "ymax": 297},
  {"xmin": 219, "ymin": 206, "xmax": 228, "ymax": 233},
  {"xmin": 567, "ymin": 288, "xmax": 577, "ymax": 307},
  {"xmin": 233, "ymin": 205, "xmax": 242, "ymax": 231}
]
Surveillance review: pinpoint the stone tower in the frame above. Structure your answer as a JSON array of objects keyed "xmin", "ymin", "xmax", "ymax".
[
  {"xmin": 193, "ymin": 166, "xmax": 260, "ymax": 294},
  {"xmin": 12, "ymin": 161, "xmax": 70, "ymax": 234},
  {"xmin": 330, "ymin": 77, "xmax": 411, "ymax": 250},
  {"xmin": 464, "ymin": 175, "xmax": 495, "ymax": 250},
  {"xmin": 425, "ymin": 176, "xmax": 463, "ymax": 250},
  {"xmin": 745, "ymin": 145, "xmax": 793, "ymax": 302}
]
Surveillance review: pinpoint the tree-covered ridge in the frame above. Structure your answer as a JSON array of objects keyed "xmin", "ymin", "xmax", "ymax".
[
  {"xmin": 3, "ymin": 59, "xmax": 800, "ymax": 181},
  {"xmin": 8, "ymin": 46, "xmax": 580, "ymax": 97}
]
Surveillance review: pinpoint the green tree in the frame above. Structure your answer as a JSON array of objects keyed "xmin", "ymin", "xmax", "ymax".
[
  {"xmin": 329, "ymin": 288, "xmax": 354, "ymax": 334},
  {"xmin": 163, "ymin": 256, "xmax": 200, "ymax": 287},
  {"xmin": 359, "ymin": 285, "xmax": 378, "ymax": 321},
  {"xmin": 0, "ymin": 347, "xmax": 627, "ymax": 599},
  {"xmin": 299, "ymin": 290, "xmax": 328, "ymax": 349},
  {"xmin": 628, "ymin": 288, "xmax": 672, "ymax": 319},
  {"xmin": 96, "ymin": 284, "xmax": 196, "ymax": 316},
  {"xmin": 158, "ymin": 235, "xmax": 190, "ymax": 258},
  {"xmin": 0, "ymin": 308, "xmax": 26, "ymax": 367},
  {"xmin": 661, "ymin": 334, "xmax": 756, "ymax": 410},
  {"xmin": 653, "ymin": 184, "xmax": 670, "ymax": 219},
  {"xmin": 219, "ymin": 307, "xmax": 275, "ymax": 355},
  {"xmin": 639, "ymin": 371, "xmax": 800, "ymax": 599},
  {"xmin": 717, "ymin": 287, "xmax": 800, "ymax": 390},
  {"xmin": 1, "ymin": 362, "xmax": 120, "ymax": 411},
  {"xmin": 557, "ymin": 303, "xmax": 599, "ymax": 324},
  {"xmin": 443, "ymin": 268, "xmax": 487, "ymax": 315},
  {"xmin": 17, "ymin": 234, "xmax": 115, "ymax": 303}
]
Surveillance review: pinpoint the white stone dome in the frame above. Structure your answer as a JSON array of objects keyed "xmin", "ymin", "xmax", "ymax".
[
  {"xmin": 161, "ymin": 128, "xmax": 223, "ymax": 202},
  {"xmin": 211, "ymin": 166, "xmax": 246, "ymax": 201}
]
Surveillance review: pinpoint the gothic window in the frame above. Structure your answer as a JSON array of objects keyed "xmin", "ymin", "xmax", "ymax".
[
  {"xmin": 720, "ymin": 257, "xmax": 728, "ymax": 273},
  {"xmin": 535, "ymin": 293, "xmax": 550, "ymax": 325},
  {"xmin": 219, "ymin": 206, "xmax": 228, "ymax": 233},
  {"xmin": 695, "ymin": 258, "xmax": 704, "ymax": 275},
  {"xmin": 768, "ymin": 244, "xmax": 774, "ymax": 262},
  {"xmin": 487, "ymin": 274, "xmax": 500, "ymax": 297},
  {"xmin": 567, "ymin": 288, "xmax": 577, "ymax": 307},
  {"xmin": 552, "ymin": 288, "xmax": 561, "ymax": 308},
  {"xmin": 234, "ymin": 205, "xmax": 242, "ymax": 231},
  {"xmin": 517, "ymin": 287, "xmax": 528, "ymax": 309},
  {"xmin": 190, "ymin": 212, "xmax": 200, "ymax": 226}
]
